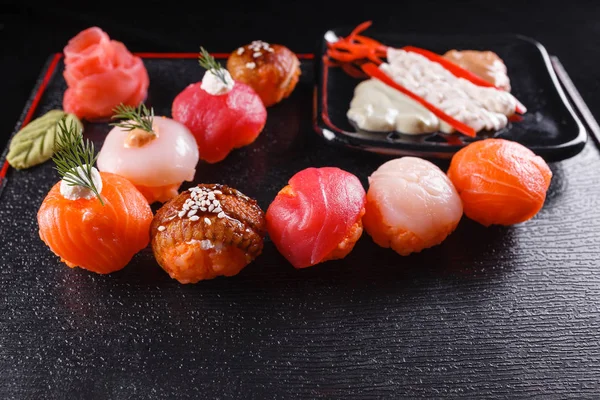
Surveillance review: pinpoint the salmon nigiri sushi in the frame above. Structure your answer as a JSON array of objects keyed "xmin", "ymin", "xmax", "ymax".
[
  {"xmin": 363, "ymin": 157, "xmax": 463, "ymax": 256},
  {"xmin": 266, "ymin": 167, "xmax": 366, "ymax": 269},
  {"xmin": 172, "ymin": 47, "xmax": 267, "ymax": 163},
  {"xmin": 447, "ymin": 138, "xmax": 552, "ymax": 226},
  {"xmin": 97, "ymin": 104, "xmax": 199, "ymax": 204},
  {"xmin": 37, "ymin": 118, "xmax": 152, "ymax": 274},
  {"xmin": 62, "ymin": 27, "xmax": 149, "ymax": 121}
]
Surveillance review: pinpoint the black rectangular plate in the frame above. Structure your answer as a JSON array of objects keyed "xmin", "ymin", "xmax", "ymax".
[
  {"xmin": 2, "ymin": 53, "xmax": 600, "ymax": 398},
  {"xmin": 314, "ymin": 28, "xmax": 587, "ymax": 162}
]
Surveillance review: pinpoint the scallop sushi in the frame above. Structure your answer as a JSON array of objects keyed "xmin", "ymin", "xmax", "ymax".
[
  {"xmin": 447, "ymin": 138, "xmax": 552, "ymax": 226},
  {"xmin": 266, "ymin": 167, "xmax": 366, "ymax": 269},
  {"xmin": 363, "ymin": 157, "xmax": 463, "ymax": 256},
  {"xmin": 172, "ymin": 48, "xmax": 267, "ymax": 163},
  {"xmin": 97, "ymin": 104, "xmax": 199, "ymax": 204}
]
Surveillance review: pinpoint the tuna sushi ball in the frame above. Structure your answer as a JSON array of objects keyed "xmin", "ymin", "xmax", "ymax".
[
  {"xmin": 363, "ymin": 157, "xmax": 463, "ymax": 256},
  {"xmin": 266, "ymin": 167, "xmax": 366, "ymax": 269}
]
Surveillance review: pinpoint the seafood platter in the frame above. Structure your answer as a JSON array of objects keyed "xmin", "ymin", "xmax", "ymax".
[{"xmin": 0, "ymin": 22, "xmax": 587, "ymax": 284}]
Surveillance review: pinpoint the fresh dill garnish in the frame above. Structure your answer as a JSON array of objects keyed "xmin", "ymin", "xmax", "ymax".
[
  {"xmin": 52, "ymin": 116, "xmax": 104, "ymax": 205},
  {"xmin": 110, "ymin": 103, "xmax": 155, "ymax": 135},
  {"xmin": 198, "ymin": 46, "xmax": 228, "ymax": 85}
]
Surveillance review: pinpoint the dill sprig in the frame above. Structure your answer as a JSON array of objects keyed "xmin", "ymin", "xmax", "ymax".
[
  {"xmin": 198, "ymin": 46, "xmax": 228, "ymax": 85},
  {"xmin": 110, "ymin": 103, "xmax": 155, "ymax": 135},
  {"xmin": 52, "ymin": 116, "xmax": 104, "ymax": 205}
]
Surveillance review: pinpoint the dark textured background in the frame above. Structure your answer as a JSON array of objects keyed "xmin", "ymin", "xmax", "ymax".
[{"xmin": 1, "ymin": 1, "xmax": 600, "ymax": 399}]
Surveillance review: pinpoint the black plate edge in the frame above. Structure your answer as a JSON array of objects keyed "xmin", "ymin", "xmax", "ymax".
[
  {"xmin": 0, "ymin": 53, "xmax": 60, "ymax": 200},
  {"xmin": 312, "ymin": 29, "xmax": 588, "ymax": 162}
]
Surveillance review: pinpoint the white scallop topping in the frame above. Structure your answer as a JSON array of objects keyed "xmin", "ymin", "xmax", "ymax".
[
  {"xmin": 200, "ymin": 69, "xmax": 235, "ymax": 95},
  {"xmin": 59, "ymin": 165, "xmax": 103, "ymax": 201}
]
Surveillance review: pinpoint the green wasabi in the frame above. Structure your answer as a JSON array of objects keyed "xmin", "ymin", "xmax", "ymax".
[{"xmin": 6, "ymin": 110, "xmax": 83, "ymax": 170}]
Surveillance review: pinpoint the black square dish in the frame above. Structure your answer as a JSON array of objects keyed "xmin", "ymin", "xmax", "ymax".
[{"xmin": 314, "ymin": 27, "xmax": 587, "ymax": 162}]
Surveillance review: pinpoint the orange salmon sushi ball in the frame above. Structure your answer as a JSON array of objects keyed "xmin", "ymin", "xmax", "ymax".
[
  {"xmin": 447, "ymin": 138, "xmax": 552, "ymax": 226},
  {"xmin": 37, "ymin": 172, "xmax": 153, "ymax": 274}
]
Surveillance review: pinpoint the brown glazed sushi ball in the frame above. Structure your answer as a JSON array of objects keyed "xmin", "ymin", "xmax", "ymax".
[
  {"xmin": 150, "ymin": 184, "xmax": 266, "ymax": 283},
  {"xmin": 227, "ymin": 40, "xmax": 301, "ymax": 107}
]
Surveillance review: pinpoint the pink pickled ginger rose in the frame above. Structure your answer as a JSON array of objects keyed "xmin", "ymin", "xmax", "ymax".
[{"xmin": 62, "ymin": 27, "xmax": 149, "ymax": 120}]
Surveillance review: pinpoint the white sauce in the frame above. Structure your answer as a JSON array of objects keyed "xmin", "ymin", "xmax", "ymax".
[
  {"xmin": 347, "ymin": 79, "xmax": 452, "ymax": 134},
  {"xmin": 382, "ymin": 48, "xmax": 519, "ymax": 132},
  {"xmin": 201, "ymin": 69, "xmax": 235, "ymax": 95},
  {"xmin": 60, "ymin": 165, "xmax": 103, "ymax": 201}
]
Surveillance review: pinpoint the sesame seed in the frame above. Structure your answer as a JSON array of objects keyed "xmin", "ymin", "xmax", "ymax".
[
  {"xmin": 267, "ymin": 48, "xmax": 274, "ymax": 53},
  {"xmin": 208, "ymin": 204, "xmax": 215, "ymax": 212},
  {"xmin": 178, "ymin": 210, "xmax": 186, "ymax": 218},
  {"xmin": 189, "ymin": 216, "xmax": 200, "ymax": 221},
  {"xmin": 237, "ymin": 47, "xmax": 244, "ymax": 55},
  {"xmin": 200, "ymin": 207, "xmax": 207, "ymax": 212},
  {"xmin": 187, "ymin": 209, "xmax": 197, "ymax": 217},
  {"xmin": 214, "ymin": 207, "xmax": 222, "ymax": 214},
  {"xmin": 157, "ymin": 226, "xmax": 166, "ymax": 232},
  {"xmin": 204, "ymin": 218, "xmax": 211, "ymax": 225},
  {"xmin": 253, "ymin": 52, "xmax": 262, "ymax": 58},
  {"xmin": 213, "ymin": 190, "xmax": 222, "ymax": 195},
  {"xmin": 208, "ymin": 193, "xmax": 215, "ymax": 200},
  {"xmin": 217, "ymin": 211, "xmax": 226, "ymax": 219},
  {"xmin": 245, "ymin": 62, "xmax": 256, "ymax": 69},
  {"xmin": 191, "ymin": 205, "xmax": 198, "ymax": 210}
]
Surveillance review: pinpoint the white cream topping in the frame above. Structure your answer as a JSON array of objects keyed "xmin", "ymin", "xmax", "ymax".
[
  {"xmin": 60, "ymin": 165, "xmax": 103, "ymax": 201},
  {"xmin": 382, "ymin": 48, "xmax": 520, "ymax": 132},
  {"xmin": 201, "ymin": 69, "xmax": 235, "ymax": 95},
  {"xmin": 347, "ymin": 78, "xmax": 452, "ymax": 134}
]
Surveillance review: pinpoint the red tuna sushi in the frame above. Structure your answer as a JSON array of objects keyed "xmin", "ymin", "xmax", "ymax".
[
  {"xmin": 266, "ymin": 167, "xmax": 367, "ymax": 269},
  {"xmin": 172, "ymin": 48, "xmax": 267, "ymax": 163}
]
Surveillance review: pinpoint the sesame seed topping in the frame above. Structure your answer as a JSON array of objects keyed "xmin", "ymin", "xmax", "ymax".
[
  {"xmin": 245, "ymin": 62, "xmax": 256, "ymax": 69},
  {"xmin": 253, "ymin": 52, "xmax": 262, "ymax": 58},
  {"xmin": 175, "ymin": 186, "xmax": 229, "ymax": 222},
  {"xmin": 237, "ymin": 47, "xmax": 244, "ymax": 55},
  {"xmin": 157, "ymin": 226, "xmax": 166, "ymax": 232},
  {"xmin": 204, "ymin": 218, "xmax": 211, "ymax": 225}
]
